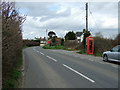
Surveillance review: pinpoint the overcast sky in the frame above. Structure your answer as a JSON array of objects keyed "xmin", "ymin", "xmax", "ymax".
[{"xmin": 16, "ymin": 2, "xmax": 118, "ymax": 39}]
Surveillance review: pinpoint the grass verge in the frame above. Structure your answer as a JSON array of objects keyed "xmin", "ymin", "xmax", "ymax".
[
  {"xmin": 77, "ymin": 50, "xmax": 102, "ymax": 57},
  {"xmin": 43, "ymin": 45, "xmax": 79, "ymax": 51},
  {"xmin": 43, "ymin": 45, "xmax": 64, "ymax": 49},
  {"xmin": 64, "ymin": 49, "xmax": 75, "ymax": 51},
  {"xmin": 3, "ymin": 48, "xmax": 25, "ymax": 89},
  {"xmin": 22, "ymin": 46, "xmax": 29, "ymax": 49},
  {"xmin": 94, "ymin": 53, "xmax": 102, "ymax": 57},
  {"xmin": 43, "ymin": 45, "xmax": 102, "ymax": 57},
  {"xmin": 4, "ymin": 53, "xmax": 23, "ymax": 88}
]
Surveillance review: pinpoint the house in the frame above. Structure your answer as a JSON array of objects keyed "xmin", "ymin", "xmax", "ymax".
[
  {"xmin": 76, "ymin": 32, "xmax": 84, "ymax": 43},
  {"xmin": 40, "ymin": 37, "xmax": 47, "ymax": 46}
]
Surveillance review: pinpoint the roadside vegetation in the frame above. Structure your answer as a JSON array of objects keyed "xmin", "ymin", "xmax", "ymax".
[
  {"xmin": 43, "ymin": 30, "xmax": 120, "ymax": 57},
  {"xmin": 42, "ymin": 45, "xmax": 78, "ymax": 51},
  {"xmin": 77, "ymin": 50, "xmax": 103, "ymax": 57},
  {"xmin": 43, "ymin": 45, "xmax": 64, "ymax": 49},
  {"xmin": 4, "ymin": 53, "xmax": 23, "ymax": 88},
  {"xmin": 77, "ymin": 32, "xmax": 120, "ymax": 57},
  {"xmin": 2, "ymin": 2, "xmax": 25, "ymax": 88},
  {"xmin": 23, "ymin": 39, "xmax": 40, "ymax": 47},
  {"xmin": 22, "ymin": 46, "xmax": 29, "ymax": 49}
]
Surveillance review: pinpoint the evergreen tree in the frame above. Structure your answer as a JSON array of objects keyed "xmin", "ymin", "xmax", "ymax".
[
  {"xmin": 82, "ymin": 30, "xmax": 91, "ymax": 48},
  {"xmin": 65, "ymin": 31, "xmax": 76, "ymax": 40}
]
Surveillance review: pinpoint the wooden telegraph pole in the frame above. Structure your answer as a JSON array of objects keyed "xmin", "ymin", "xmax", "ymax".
[
  {"xmin": 86, "ymin": 2, "xmax": 88, "ymax": 31},
  {"xmin": 46, "ymin": 29, "xmax": 48, "ymax": 45}
]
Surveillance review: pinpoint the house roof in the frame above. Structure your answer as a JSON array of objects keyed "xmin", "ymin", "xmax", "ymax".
[
  {"xmin": 40, "ymin": 38, "xmax": 46, "ymax": 41},
  {"xmin": 76, "ymin": 32, "xmax": 83, "ymax": 37}
]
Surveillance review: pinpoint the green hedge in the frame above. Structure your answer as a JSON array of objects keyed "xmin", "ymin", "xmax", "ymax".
[{"xmin": 43, "ymin": 45, "xmax": 64, "ymax": 49}]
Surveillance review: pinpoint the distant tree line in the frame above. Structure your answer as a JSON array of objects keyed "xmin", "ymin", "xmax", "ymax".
[{"xmin": 23, "ymin": 39, "xmax": 40, "ymax": 47}]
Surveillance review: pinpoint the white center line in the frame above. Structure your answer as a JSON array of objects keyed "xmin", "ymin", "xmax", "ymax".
[
  {"xmin": 36, "ymin": 51, "xmax": 39, "ymax": 52},
  {"xmin": 88, "ymin": 59, "xmax": 94, "ymax": 61},
  {"xmin": 99, "ymin": 62, "xmax": 105, "ymax": 64},
  {"xmin": 63, "ymin": 64, "xmax": 95, "ymax": 83},
  {"xmin": 46, "ymin": 56, "xmax": 57, "ymax": 62},
  {"xmin": 40, "ymin": 52, "xmax": 45, "ymax": 55}
]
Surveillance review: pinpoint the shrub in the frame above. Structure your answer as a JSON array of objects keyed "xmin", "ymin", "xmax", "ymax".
[{"xmin": 94, "ymin": 37, "xmax": 114, "ymax": 54}]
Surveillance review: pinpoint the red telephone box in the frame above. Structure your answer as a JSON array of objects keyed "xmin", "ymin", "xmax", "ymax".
[{"xmin": 85, "ymin": 37, "xmax": 94, "ymax": 54}]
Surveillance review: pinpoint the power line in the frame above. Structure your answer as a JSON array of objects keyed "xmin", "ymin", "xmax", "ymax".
[{"xmin": 89, "ymin": 9, "xmax": 99, "ymax": 31}]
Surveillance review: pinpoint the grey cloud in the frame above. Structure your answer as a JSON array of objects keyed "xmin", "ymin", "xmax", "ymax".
[
  {"xmin": 16, "ymin": 2, "xmax": 71, "ymax": 20},
  {"xmin": 40, "ymin": 9, "xmax": 71, "ymax": 22},
  {"xmin": 89, "ymin": 2, "xmax": 118, "ymax": 18},
  {"xmin": 16, "ymin": 2, "xmax": 118, "ymax": 39},
  {"xmin": 45, "ymin": 22, "xmax": 85, "ymax": 30}
]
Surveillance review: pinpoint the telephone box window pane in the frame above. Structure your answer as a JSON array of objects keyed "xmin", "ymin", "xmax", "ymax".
[{"xmin": 89, "ymin": 40, "xmax": 92, "ymax": 53}]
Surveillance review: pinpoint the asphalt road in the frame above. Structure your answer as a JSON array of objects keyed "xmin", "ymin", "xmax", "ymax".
[{"xmin": 23, "ymin": 46, "xmax": 118, "ymax": 88}]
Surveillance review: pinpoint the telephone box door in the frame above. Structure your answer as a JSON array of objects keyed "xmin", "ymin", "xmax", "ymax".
[{"xmin": 86, "ymin": 37, "xmax": 94, "ymax": 54}]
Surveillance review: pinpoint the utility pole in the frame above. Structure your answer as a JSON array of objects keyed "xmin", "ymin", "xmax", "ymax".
[
  {"xmin": 46, "ymin": 29, "xmax": 48, "ymax": 45},
  {"xmin": 86, "ymin": 2, "xmax": 88, "ymax": 31}
]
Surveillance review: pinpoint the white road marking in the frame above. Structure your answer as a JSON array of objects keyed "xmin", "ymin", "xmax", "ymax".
[
  {"xmin": 88, "ymin": 59, "xmax": 94, "ymax": 61},
  {"xmin": 33, "ymin": 49, "xmax": 37, "ymax": 51},
  {"xmin": 40, "ymin": 52, "xmax": 44, "ymax": 55},
  {"xmin": 46, "ymin": 56, "xmax": 57, "ymax": 62},
  {"xmin": 36, "ymin": 50, "xmax": 39, "ymax": 52},
  {"xmin": 96, "ymin": 57, "xmax": 101, "ymax": 59},
  {"xmin": 111, "ymin": 65, "xmax": 118, "ymax": 68},
  {"xmin": 63, "ymin": 64, "xmax": 95, "ymax": 83},
  {"xmin": 99, "ymin": 62, "xmax": 105, "ymax": 64}
]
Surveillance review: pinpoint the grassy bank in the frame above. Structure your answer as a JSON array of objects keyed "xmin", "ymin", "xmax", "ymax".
[
  {"xmin": 4, "ymin": 46, "xmax": 29, "ymax": 88},
  {"xmin": 4, "ymin": 53, "xmax": 23, "ymax": 88},
  {"xmin": 77, "ymin": 50, "xmax": 102, "ymax": 57},
  {"xmin": 64, "ymin": 49, "xmax": 77, "ymax": 51},
  {"xmin": 43, "ymin": 45, "xmax": 102, "ymax": 57},
  {"xmin": 43, "ymin": 45, "xmax": 64, "ymax": 49},
  {"xmin": 43, "ymin": 45, "xmax": 79, "ymax": 51}
]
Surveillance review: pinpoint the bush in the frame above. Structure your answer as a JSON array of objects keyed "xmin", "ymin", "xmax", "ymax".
[
  {"xmin": 113, "ymin": 33, "xmax": 120, "ymax": 46},
  {"xmin": 94, "ymin": 37, "xmax": 114, "ymax": 54},
  {"xmin": 11, "ymin": 68, "xmax": 21, "ymax": 80},
  {"xmin": 76, "ymin": 35, "xmax": 115, "ymax": 56},
  {"xmin": 5, "ymin": 79, "xmax": 16, "ymax": 88}
]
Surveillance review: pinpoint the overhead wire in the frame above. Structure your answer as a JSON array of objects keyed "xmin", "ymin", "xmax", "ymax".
[{"xmin": 89, "ymin": 5, "xmax": 99, "ymax": 32}]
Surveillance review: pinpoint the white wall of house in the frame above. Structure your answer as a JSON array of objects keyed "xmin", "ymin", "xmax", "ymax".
[
  {"xmin": 76, "ymin": 34, "xmax": 84, "ymax": 43},
  {"xmin": 81, "ymin": 34, "xmax": 84, "ymax": 42},
  {"xmin": 40, "ymin": 43, "xmax": 45, "ymax": 46}
]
